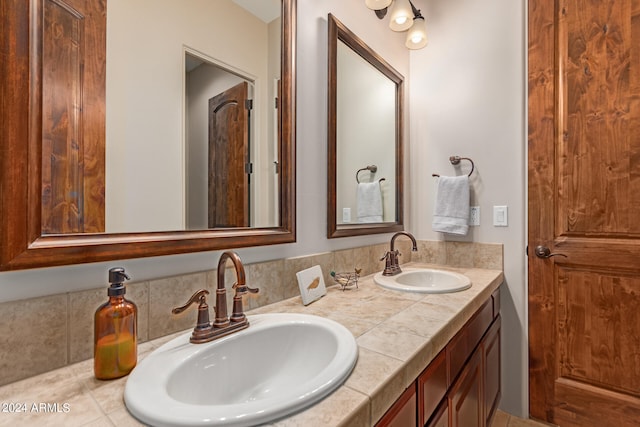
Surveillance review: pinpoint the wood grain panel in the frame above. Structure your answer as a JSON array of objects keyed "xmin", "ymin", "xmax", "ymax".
[
  {"xmin": 559, "ymin": 0, "xmax": 640, "ymax": 236},
  {"xmin": 528, "ymin": 0, "xmax": 558, "ymax": 418},
  {"xmin": 557, "ymin": 267, "xmax": 640, "ymax": 396},
  {"xmin": 41, "ymin": 0, "xmax": 83, "ymax": 233},
  {"xmin": 554, "ymin": 378, "xmax": 640, "ymax": 427},
  {"xmin": 40, "ymin": 0, "xmax": 105, "ymax": 234}
]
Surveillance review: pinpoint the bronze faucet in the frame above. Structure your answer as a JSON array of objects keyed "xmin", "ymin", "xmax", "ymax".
[
  {"xmin": 172, "ymin": 251, "xmax": 259, "ymax": 344},
  {"xmin": 381, "ymin": 231, "xmax": 418, "ymax": 276}
]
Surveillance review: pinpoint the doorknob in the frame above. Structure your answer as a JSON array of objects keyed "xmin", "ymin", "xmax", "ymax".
[{"xmin": 534, "ymin": 245, "xmax": 567, "ymax": 259}]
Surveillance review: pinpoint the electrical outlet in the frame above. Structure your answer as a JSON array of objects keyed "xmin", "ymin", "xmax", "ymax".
[
  {"xmin": 342, "ymin": 208, "xmax": 351, "ymax": 223},
  {"xmin": 469, "ymin": 206, "xmax": 480, "ymax": 226}
]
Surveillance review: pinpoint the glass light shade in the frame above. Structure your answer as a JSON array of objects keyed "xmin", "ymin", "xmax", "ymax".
[
  {"xmin": 365, "ymin": 0, "xmax": 392, "ymax": 10},
  {"xmin": 389, "ymin": 0, "xmax": 413, "ymax": 31},
  {"xmin": 405, "ymin": 16, "xmax": 428, "ymax": 49}
]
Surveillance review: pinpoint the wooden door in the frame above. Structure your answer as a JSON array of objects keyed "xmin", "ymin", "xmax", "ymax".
[
  {"xmin": 40, "ymin": 0, "xmax": 106, "ymax": 234},
  {"xmin": 528, "ymin": 1, "xmax": 640, "ymax": 426},
  {"xmin": 208, "ymin": 82, "xmax": 250, "ymax": 228}
]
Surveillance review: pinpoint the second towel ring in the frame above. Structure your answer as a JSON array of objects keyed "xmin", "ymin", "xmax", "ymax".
[{"xmin": 432, "ymin": 156, "xmax": 475, "ymax": 177}]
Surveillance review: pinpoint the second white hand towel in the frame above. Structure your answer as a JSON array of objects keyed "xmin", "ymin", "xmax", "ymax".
[
  {"xmin": 432, "ymin": 175, "xmax": 470, "ymax": 235},
  {"xmin": 357, "ymin": 182, "xmax": 383, "ymax": 223}
]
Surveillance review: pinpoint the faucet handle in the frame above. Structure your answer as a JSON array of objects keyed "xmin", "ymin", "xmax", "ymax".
[
  {"xmin": 172, "ymin": 289, "xmax": 211, "ymax": 332},
  {"xmin": 233, "ymin": 282, "xmax": 259, "ymax": 296}
]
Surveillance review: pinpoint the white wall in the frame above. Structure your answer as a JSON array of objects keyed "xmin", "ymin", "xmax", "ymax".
[{"xmin": 408, "ymin": 0, "xmax": 528, "ymax": 417}]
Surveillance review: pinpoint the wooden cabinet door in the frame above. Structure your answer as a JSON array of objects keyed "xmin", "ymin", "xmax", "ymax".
[
  {"xmin": 425, "ymin": 400, "xmax": 448, "ymax": 427},
  {"xmin": 449, "ymin": 349, "xmax": 483, "ymax": 427},
  {"xmin": 418, "ymin": 349, "xmax": 447, "ymax": 426},
  {"xmin": 376, "ymin": 385, "xmax": 417, "ymax": 427},
  {"xmin": 482, "ymin": 317, "xmax": 501, "ymax": 426}
]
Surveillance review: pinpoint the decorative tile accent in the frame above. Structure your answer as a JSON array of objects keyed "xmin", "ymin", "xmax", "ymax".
[
  {"xmin": 243, "ymin": 259, "xmax": 286, "ymax": 311},
  {"xmin": 148, "ymin": 271, "xmax": 211, "ymax": 340},
  {"xmin": 0, "ymin": 240, "xmax": 503, "ymax": 387},
  {"xmin": 0, "ymin": 294, "xmax": 68, "ymax": 386},
  {"xmin": 414, "ymin": 240, "xmax": 447, "ymax": 264}
]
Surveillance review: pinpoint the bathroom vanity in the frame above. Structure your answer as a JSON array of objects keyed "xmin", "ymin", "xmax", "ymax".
[
  {"xmin": 376, "ymin": 288, "xmax": 501, "ymax": 427},
  {"xmin": 0, "ymin": 263, "xmax": 502, "ymax": 426}
]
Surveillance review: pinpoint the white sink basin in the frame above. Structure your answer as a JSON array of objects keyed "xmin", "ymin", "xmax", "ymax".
[
  {"xmin": 374, "ymin": 267, "xmax": 471, "ymax": 293},
  {"xmin": 124, "ymin": 313, "xmax": 358, "ymax": 427}
]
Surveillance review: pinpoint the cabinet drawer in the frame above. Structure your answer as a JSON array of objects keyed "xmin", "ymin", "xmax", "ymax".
[
  {"xmin": 447, "ymin": 299, "xmax": 493, "ymax": 384},
  {"xmin": 418, "ymin": 349, "xmax": 447, "ymax": 426}
]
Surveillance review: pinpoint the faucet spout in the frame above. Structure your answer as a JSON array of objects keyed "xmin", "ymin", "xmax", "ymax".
[
  {"xmin": 390, "ymin": 231, "xmax": 418, "ymax": 252},
  {"xmin": 172, "ymin": 251, "xmax": 259, "ymax": 344},
  {"xmin": 214, "ymin": 251, "xmax": 259, "ymax": 327},
  {"xmin": 382, "ymin": 231, "xmax": 418, "ymax": 276}
]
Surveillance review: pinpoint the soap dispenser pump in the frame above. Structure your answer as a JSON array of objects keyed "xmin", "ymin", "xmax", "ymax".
[{"xmin": 94, "ymin": 267, "xmax": 137, "ymax": 380}]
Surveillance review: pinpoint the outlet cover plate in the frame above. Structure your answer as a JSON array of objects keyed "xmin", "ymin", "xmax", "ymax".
[{"xmin": 469, "ymin": 206, "xmax": 480, "ymax": 226}]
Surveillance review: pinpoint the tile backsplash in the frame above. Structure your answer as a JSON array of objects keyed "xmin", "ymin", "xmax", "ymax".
[{"xmin": 0, "ymin": 240, "xmax": 502, "ymax": 387}]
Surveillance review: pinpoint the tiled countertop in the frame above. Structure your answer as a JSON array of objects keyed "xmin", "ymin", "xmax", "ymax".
[{"xmin": 0, "ymin": 263, "xmax": 503, "ymax": 427}]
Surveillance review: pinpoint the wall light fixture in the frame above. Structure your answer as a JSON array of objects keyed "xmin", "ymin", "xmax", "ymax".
[{"xmin": 365, "ymin": 0, "xmax": 428, "ymax": 49}]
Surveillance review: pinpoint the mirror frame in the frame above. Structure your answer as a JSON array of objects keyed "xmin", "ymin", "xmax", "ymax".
[
  {"xmin": 0, "ymin": 0, "xmax": 296, "ymax": 271},
  {"xmin": 327, "ymin": 14, "xmax": 404, "ymax": 238}
]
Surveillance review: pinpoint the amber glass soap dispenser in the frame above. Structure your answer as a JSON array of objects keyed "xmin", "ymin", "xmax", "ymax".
[{"xmin": 94, "ymin": 267, "xmax": 137, "ymax": 380}]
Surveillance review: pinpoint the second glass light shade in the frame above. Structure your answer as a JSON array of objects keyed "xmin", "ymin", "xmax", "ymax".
[{"xmin": 405, "ymin": 16, "xmax": 428, "ymax": 49}]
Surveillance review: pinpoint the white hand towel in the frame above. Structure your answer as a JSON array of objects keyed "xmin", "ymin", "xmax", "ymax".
[
  {"xmin": 432, "ymin": 175, "xmax": 470, "ymax": 235},
  {"xmin": 357, "ymin": 182, "xmax": 383, "ymax": 223}
]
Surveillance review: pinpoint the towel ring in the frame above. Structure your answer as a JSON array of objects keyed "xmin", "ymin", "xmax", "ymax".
[
  {"xmin": 356, "ymin": 165, "xmax": 377, "ymax": 183},
  {"xmin": 432, "ymin": 156, "xmax": 475, "ymax": 177}
]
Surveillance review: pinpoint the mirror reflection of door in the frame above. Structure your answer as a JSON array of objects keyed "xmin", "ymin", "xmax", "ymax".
[
  {"xmin": 185, "ymin": 52, "xmax": 258, "ymax": 230},
  {"xmin": 208, "ymin": 82, "xmax": 251, "ymax": 228}
]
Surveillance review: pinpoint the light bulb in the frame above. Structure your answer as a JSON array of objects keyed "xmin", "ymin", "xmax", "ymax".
[
  {"xmin": 395, "ymin": 16, "xmax": 408, "ymax": 26},
  {"xmin": 388, "ymin": 0, "xmax": 413, "ymax": 31}
]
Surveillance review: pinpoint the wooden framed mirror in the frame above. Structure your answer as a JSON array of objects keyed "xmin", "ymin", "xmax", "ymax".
[
  {"xmin": 327, "ymin": 14, "xmax": 404, "ymax": 238},
  {"xmin": 0, "ymin": 0, "xmax": 296, "ymax": 271}
]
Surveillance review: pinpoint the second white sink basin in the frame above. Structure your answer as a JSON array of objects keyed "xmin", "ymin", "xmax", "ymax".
[
  {"xmin": 124, "ymin": 313, "xmax": 358, "ymax": 427},
  {"xmin": 374, "ymin": 267, "xmax": 471, "ymax": 293}
]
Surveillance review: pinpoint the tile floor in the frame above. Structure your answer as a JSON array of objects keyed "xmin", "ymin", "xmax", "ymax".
[{"xmin": 492, "ymin": 410, "xmax": 557, "ymax": 427}]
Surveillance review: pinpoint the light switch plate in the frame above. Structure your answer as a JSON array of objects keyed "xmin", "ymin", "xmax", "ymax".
[{"xmin": 493, "ymin": 206, "xmax": 508, "ymax": 226}]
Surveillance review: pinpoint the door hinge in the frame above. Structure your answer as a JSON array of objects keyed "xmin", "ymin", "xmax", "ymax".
[
  {"xmin": 245, "ymin": 162, "xmax": 253, "ymax": 174},
  {"xmin": 245, "ymin": 99, "xmax": 253, "ymax": 110}
]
